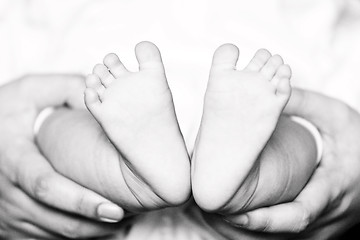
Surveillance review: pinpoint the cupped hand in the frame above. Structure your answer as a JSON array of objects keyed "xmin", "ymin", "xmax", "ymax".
[
  {"xmin": 0, "ymin": 75, "xmax": 124, "ymax": 239},
  {"xmin": 229, "ymin": 88, "xmax": 360, "ymax": 239}
]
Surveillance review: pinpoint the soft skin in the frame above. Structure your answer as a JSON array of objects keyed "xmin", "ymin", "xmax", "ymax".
[
  {"xmin": 232, "ymin": 88, "xmax": 360, "ymax": 239},
  {"xmin": 0, "ymin": 75, "xmax": 124, "ymax": 239},
  {"xmin": 37, "ymin": 107, "xmax": 190, "ymax": 212},
  {"xmin": 38, "ymin": 42, "xmax": 191, "ymax": 213},
  {"xmin": 84, "ymin": 41, "xmax": 191, "ymax": 208},
  {"xmin": 196, "ymin": 114, "xmax": 318, "ymax": 240},
  {"xmin": 192, "ymin": 44, "xmax": 317, "ymax": 217},
  {"xmin": 36, "ymin": 102, "xmax": 317, "ymax": 240}
]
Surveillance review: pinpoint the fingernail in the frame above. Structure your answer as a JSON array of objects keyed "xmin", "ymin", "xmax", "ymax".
[
  {"xmin": 97, "ymin": 203, "xmax": 124, "ymax": 223},
  {"xmin": 224, "ymin": 214, "xmax": 249, "ymax": 227},
  {"xmin": 235, "ymin": 214, "xmax": 249, "ymax": 226}
]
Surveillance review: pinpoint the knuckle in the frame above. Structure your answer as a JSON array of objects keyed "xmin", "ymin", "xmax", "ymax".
[
  {"xmin": 262, "ymin": 217, "xmax": 272, "ymax": 232},
  {"xmin": 245, "ymin": 211, "xmax": 272, "ymax": 232},
  {"xmin": 32, "ymin": 174, "xmax": 51, "ymax": 201},
  {"xmin": 75, "ymin": 191, "xmax": 87, "ymax": 214},
  {"xmin": 61, "ymin": 221, "xmax": 82, "ymax": 239},
  {"xmin": 255, "ymin": 216, "xmax": 272, "ymax": 232},
  {"xmin": 294, "ymin": 207, "xmax": 311, "ymax": 233}
]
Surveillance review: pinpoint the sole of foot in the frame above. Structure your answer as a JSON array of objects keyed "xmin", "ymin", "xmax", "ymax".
[
  {"xmin": 84, "ymin": 41, "xmax": 191, "ymax": 207},
  {"xmin": 192, "ymin": 44, "xmax": 292, "ymax": 212}
]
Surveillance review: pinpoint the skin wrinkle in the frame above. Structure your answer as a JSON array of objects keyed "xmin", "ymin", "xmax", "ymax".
[
  {"xmin": 223, "ymin": 162, "xmax": 260, "ymax": 214},
  {"xmin": 119, "ymin": 152, "xmax": 168, "ymax": 209},
  {"xmin": 90, "ymin": 129, "xmax": 162, "ymax": 210}
]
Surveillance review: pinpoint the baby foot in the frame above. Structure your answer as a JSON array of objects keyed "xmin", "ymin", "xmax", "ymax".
[
  {"xmin": 84, "ymin": 41, "xmax": 190, "ymax": 207},
  {"xmin": 192, "ymin": 44, "xmax": 292, "ymax": 211}
]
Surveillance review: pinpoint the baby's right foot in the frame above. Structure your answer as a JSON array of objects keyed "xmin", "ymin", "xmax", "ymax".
[
  {"xmin": 192, "ymin": 44, "xmax": 292, "ymax": 212},
  {"xmin": 84, "ymin": 42, "xmax": 190, "ymax": 209}
]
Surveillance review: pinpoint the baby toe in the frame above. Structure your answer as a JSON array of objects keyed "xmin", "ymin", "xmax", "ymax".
[
  {"xmin": 260, "ymin": 54, "xmax": 284, "ymax": 80},
  {"xmin": 85, "ymin": 74, "xmax": 105, "ymax": 99},
  {"xmin": 276, "ymin": 77, "xmax": 291, "ymax": 104},
  {"xmin": 244, "ymin": 49, "xmax": 271, "ymax": 72},
  {"xmin": 272, "ymin": 64, "xmax": 292, "ymax": 86},
  {"xmin": 103, "ymin": 53, "xmax": 128, "ymax": 78},
  {"xmin": 84, "ymin": 88, "xmax": 101, "ymax": 116},
  {"xmin": 85, "ymin": 74, "xmax": 101, "ymax": 88},
  {"xmin": 93, "ymin": 64, "xmax": 114, "ymax": 87}
]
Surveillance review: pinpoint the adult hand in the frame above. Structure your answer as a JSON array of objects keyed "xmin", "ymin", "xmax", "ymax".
[
  {"xmin": 228, "ymin": 88, "xmax": 360, "ymax": 239},
  {"xmin": 0, "ymin": 75, "xmax": 124, "ymax": 239}
]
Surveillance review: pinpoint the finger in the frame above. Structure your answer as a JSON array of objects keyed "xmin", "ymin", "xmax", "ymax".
[
  {"xmin": 20, "ymin": 74, "xmax": 86, "ymax": 110},
  {"xmin": 10, "ymin": 184, "xmax": 120, "ymax": 239},
  {"xmin": 13, "ymin": 222, "xmax": 64, "ymax": 240},
  {"xmin": 0, "ymin": 177, "xmax": 74, "ymax": 240},
  {"xmin": 284, "ymin": 88, "xmax": 351, "ymax": 134},
  {"xmin": 9, "ymin": 140, "xmax": 124, "ymax": 223},
  {"xmin": 225, "ymin": 168, "xmax": 334, "ymax": 233}
]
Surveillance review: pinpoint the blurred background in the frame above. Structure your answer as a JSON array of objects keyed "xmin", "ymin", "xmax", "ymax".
[
  {"xmin": 0, "ymin": 0, "xmax": 359, "ymax": 238},
  {"xmin": 1, "ymin": 0, "xmax": 360, "ymax": 150}
]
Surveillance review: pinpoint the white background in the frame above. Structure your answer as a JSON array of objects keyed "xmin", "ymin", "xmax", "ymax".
[{"xmin": 1, "ymin": 0, "xmax": 360, "ymax": 149}]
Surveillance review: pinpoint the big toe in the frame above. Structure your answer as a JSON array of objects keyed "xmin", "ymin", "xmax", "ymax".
[
  {"xmin": 135, "ymin": 41, "xmax": 164, "ymax": 71},
  {"xmin": 211, "ymin": 43, "xmax": 239, "ymax": 71}
]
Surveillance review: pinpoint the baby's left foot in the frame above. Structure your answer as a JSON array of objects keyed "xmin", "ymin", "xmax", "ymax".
[{"xmin": 192, "ymin": 44, "xmax": 292, "ymax": 211}]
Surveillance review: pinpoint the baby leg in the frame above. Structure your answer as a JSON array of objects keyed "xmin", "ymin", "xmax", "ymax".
[
  {"xmin": 37, "ymin": 108, "xmax": 151, "ymax": 212},
  {"xmin": 199, "ymin": 116, "xmax": 318, "ymax": 239}
]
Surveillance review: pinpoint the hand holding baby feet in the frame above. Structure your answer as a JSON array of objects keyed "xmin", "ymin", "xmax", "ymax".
[
  {"xmin": 84, "ymin": 41, "xmax": 190, "ymax": 210},
  {"xmin": 192, "ymin": 44, "xmax": 292, "ymax": 213}
]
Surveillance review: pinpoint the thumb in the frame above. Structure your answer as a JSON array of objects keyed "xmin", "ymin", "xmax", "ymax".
[
  {"xmin": 284, "ymin": 88, "xmax": 350, "ymax": 134},
  {"xmin": 22, "ymin": 74, "xmax": 86, "ymax": 110},
  {"xmin": 225, "ymin": 168, "xmax": 334, "ymax": 233}
]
